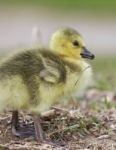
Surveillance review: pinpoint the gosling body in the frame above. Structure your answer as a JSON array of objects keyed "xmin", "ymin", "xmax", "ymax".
[
  {"xmin": 0, "ymin": 49, "xmax": 92, "ymax": 113},
  {"xmin": 0, "ymin": 27, "xmax": 95, "ymax": 145}
]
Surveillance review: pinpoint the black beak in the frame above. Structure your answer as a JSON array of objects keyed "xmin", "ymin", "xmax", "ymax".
[{"xmin": 80, "ymin": 47, "xmax": 95, "ymax": 60}]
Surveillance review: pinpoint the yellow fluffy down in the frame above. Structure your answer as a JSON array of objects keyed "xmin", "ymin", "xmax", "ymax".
[
  {"xmin": 30, "ymin": 60, "xmax": 92, "ymax": 113},
  {"xmin": 0, "ymin": 76, "xmax": 30, "ymax": 112},
  {"xmin": 0, "ymin": 60, "xmax": 92, "ymax": 114}
]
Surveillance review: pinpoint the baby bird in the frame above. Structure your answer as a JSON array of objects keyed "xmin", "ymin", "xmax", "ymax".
[{"xmin": 0, "ymin": 28, "xmax": 94, "ymax": 145}]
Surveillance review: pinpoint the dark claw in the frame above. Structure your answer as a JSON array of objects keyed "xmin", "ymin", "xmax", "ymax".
[{"xmin": 12, "ymin": 126, "xmax": 35, "ymax": 138}]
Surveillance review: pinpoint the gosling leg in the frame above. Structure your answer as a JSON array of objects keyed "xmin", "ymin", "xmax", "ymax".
[
  {"xmin": 11, "ymin": 111, "xmax": 20, "ymax": 136},
  {"xmin": 33, "ymin": 114, "xmax": 44, "ymax": 143},
  {"xmin": 33, "ymin": 114, "xmax": 65, "ymax": 147},
  {"xmin": 11, "ymin": 111, "xmax": 34, "ymax": 137}
]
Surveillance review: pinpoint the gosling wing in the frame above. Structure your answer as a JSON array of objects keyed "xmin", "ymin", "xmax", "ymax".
[{"xmin": 39, "ymin": 58, "xmax": 62, "ymax": 84}]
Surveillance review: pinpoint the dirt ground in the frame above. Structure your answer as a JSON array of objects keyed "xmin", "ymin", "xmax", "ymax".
[{"xmin": 0, "ymin": 89, "xmax": 116, "ymax": 150}]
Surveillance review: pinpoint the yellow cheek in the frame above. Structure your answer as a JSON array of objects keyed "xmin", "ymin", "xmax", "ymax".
[
  {"xmin": 76, "ymin": 48, "xmax": 82, "ymax": 58},
  {"xmin": 67, "ymin": 47, "xmax": 82, "ymax": 59},
  {"xmin": 59, "ymin": 40, "xmax": 82, "ymax": 59}
]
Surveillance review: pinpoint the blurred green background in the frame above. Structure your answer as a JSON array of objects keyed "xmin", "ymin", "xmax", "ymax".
[
  {"xmin": 0, "ymin": 0, "xmax": 116, "ymax": 13},
  {"xmin": 0, "ymin": 0, "xmax": 116, "ymax": 90}
]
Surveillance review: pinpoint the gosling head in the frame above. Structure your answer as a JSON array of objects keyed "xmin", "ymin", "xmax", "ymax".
[{"xmin": 50, "ymin": 28, "xmax": 95, "ymax": 60}]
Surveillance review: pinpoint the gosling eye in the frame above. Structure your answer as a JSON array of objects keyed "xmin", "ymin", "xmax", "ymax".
[{"xmin": 72, "ymin": 40, "xmax": 79, "ymax": 47}]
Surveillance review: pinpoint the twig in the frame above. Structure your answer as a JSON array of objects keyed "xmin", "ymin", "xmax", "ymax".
[
  {"xmin": 0, "ymin": 116, "xmax": 11, "ymax": 121},
  {"xmin": 51, "ymin": 106, "xmax": 70, "ymax": 114},
  {"xmin": 41, "ymin": 107, "xmax": 80, "ymax": 119},
  {"xmin": 52, "ymin": 106, "xmax": 80, "ymax": 118},
  {"xmin": 97, "ymin": 134, "xmax": 110, "ymax": 139},
  {"xmin": 41, "ymin": 109, "xmax": 56, "ymax": 118}
]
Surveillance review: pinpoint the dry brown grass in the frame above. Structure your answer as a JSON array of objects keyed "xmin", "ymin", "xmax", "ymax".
[{"xmin": 0, "ymin": 89, "xmax": 116, "ymax": 150}]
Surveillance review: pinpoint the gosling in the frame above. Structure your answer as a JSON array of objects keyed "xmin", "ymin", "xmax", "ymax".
[{"xmin": 0, "ymin": 27, "xmax": 95, "ymax": 145}]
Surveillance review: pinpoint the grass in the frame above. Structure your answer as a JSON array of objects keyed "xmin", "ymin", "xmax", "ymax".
[
  {"xmin": 93, "ymin": 56, "xmax": 116, "ymax": 74},
  {"xmin": 92, "ymin": 56, "xmax": 116, "ymax": 90},
  {"xmin": 0, "ymin": 0, "xmax": 116, "ymax": 14}
]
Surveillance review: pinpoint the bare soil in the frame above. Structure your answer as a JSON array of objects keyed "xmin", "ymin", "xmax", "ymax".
[{"xmin": 0, "ymin": 89, "xmax": 116, "ymax": 150}]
